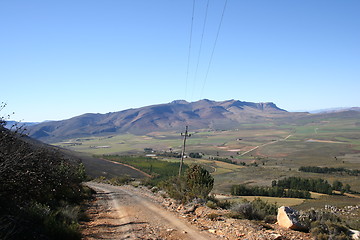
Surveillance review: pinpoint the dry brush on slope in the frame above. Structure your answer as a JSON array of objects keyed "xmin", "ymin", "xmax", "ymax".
[{"xmin": 0, "ymin": 119, "xmax": 89, "ymax": 239}]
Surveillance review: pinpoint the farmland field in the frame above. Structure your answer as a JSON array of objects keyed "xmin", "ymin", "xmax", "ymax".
[{"xmin": 54, "ymin": 113, "xmax": 360, "ymax": 207}]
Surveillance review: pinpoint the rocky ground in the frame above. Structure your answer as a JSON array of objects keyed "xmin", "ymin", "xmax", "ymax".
[{"xmin": 81, "ymin": 182, "xmax": 313, "ymax": 240}]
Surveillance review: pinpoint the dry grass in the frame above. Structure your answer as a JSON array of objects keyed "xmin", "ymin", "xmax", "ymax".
[{"xmin": 223, "ymin": 196, "xmax": 305, "ymax": 207}]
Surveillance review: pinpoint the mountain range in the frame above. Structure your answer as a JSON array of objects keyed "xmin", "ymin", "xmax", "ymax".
[
  {"xmin": 25, "ymin": 99, "xmax": 360, "ymax": 143},
  {"xmin": 27, "ymin": 99, "xmax": 300, "ymax": 142}
]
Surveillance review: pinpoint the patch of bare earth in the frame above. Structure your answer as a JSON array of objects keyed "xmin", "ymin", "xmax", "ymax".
[{"xmin": 81, "ymin": 182, "xmax": 312, "ymax": 240}]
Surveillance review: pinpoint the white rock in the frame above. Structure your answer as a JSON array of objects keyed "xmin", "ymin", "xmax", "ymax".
[
  {"xmin": 208, "ymin": 229, "xmax": 216, "ymax": 234},
  {"xmin": 277, "ymin": 206, "xmax": 306, "ymax": 231},
  {"xmin": 350, "ymin": 229, "xmax": 360, "ymax": 240}
]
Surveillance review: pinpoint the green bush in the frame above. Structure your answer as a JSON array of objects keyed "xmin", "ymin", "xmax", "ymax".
[
  {"xmin": 160, "ymin": 175, "xmax": 188, "ymax": 202},
  {"xmin": 206, "ymin": 195, "xmax": 231, "ymax": 209},
  {"xmin": 230, "ymin": 198, "xmax": 278, "ymax": 220},
  {"xmin": 207, "ymin": 213, "xmax": 220, "ymax": 221},
  {"xmin": 231, "ymin": 202, "xmax": 253, "ymax": 219},
  {"xmin": 189, "ymin": 152, "xmax": 202, "ymax": 158},
  {"xmin": 299, "ymin": 209, "xmax": 341, "ymax": 230},
  {"xmin": 186, "ymin": 165, "xmax": 214, "ymax": 200},
  {"xmin": 311, "ymin": 221, "xmax": 350, "ymax": 240},
  {"xmin": 299, "ymin": 209, "xmax": 352, "ymax": 239},
  {"xmin": 206, "ymin": 200, "xmax": 217, "ymax": 209},
  {"xmin": 160, "ymin": 165, "xmax": 214, "ymax": 203},
  {"xmin": 109, "ymin": 175, "xmax": 131, "ymax": 185}
]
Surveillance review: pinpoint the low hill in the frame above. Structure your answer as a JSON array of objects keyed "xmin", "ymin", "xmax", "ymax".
[{"xmin": 27, "ymin": 99, "xmax": 295, "ymax": 142}]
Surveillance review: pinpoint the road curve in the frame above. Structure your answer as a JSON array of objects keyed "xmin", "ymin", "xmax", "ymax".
[{"xmin": 84, "ymin": 182, "xmax": 217, "ymax": 240}]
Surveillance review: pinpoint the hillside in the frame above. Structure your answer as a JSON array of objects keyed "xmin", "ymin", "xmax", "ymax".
[
  {"xmin": 0, "ymin": 122, "xmax": 88, "ymax": 239},
  {"xmin": 27, "ymin": 99, "xmax": 295, "ymax": 142}
]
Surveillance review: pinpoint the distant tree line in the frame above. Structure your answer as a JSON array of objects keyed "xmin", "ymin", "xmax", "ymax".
[
  {"xmin": 231, "ymin": 184, "xmax": 311, "ymax": 199},
  {"xmin": 158, "ymin": 152, "xmax": 181, "ymax": 158},
  {"xmin": 272, "ymin": 177, "xmax": 351, "ymax": 194},
  {"xmin": 232, "ymin": 177, "xmax": 353, "ymax": 199},
  {"xmin": 189, "ymin": 152, "xmax": 202, "ymax": 158},
  {"xmin": 299, "ymin": 166, "xmax": 360, "ymax": 176},
  {"xmin": 209, "ymin": 156, "xmax": 246, "ymax": 166}
]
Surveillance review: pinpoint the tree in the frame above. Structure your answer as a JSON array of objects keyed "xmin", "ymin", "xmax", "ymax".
[
  {"xmin": 343, "ymin": 184, "xmax": 351, "ymax": 193},
  {"xmin": 162, "ymin": 164, "xmax": 214, "ymax": 203},
  {"xmin": 186, "ymin": 165, "xmax": 214, "ymax": 199},
  {"xmin": 189, "ymin": 152, "xmax": 202, "ymax": 158},
  {"xmin": 332, "ymin": 180, "xmax": 343, "ymax": 191}
]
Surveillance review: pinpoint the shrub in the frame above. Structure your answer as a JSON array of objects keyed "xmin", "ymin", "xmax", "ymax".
[
  {"xmin": 299, "ymin": 209, "xmax": 352, "ymax": 239},
  {"xmin": 231, "ymin": 202, "xmax": 254, "ymax": 219},
  {"xmin": 205, "ymin": 195, "xmax": 231, "ymax": 209},
  {"xmin": 311, "ymin": 221, "xmax": 350, "ymax": 240},
  {"xmin": 207, "ymin": 213, "xmax": 220, "ymax": 221},
  {"xmin": 160, "ymin": 175, "xmax": 188, "ymax": 202},
  {"xmin": 264, "ymin": 215, "xmax": 277, "ymax": 224},
  {"xmin": 299, "ymin": 209, "xmax": 342, "ymax": 230},
  {"xmin": 160, "ymin": 165, "xmax": 214, "ymax": 203},
  {"xmin": 189, "ymin": 152, "xmax": 202, "ymax": 158},
  {"xmin": 206, "ymin": 200, "xmax": 217, "ymax": 209},
  {"xmin": 217, "ymin": 200, "xmax": 231, "ymax": 209},
  {"xmin": 186, "ymin": 165, "xmax": 214, "ymax": 200},
  {"xmin": 109, "ymin": 175, "xmax": 131, "ymax": 185},
  {"xmin": 230, "ymin": 198, "xmax": 278, "ymax": 221}
]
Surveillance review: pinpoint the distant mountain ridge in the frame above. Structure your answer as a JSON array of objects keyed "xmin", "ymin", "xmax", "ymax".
[
  {"xmin": 4, "ymin": 121, "xmax": 39, "ymax": 129},
  {"xmin": 27, "ymin": 99, "xmax": 292, "ymax": 142},
  {"xmin": 309, "ymin": 107, "xmax": 360, "ymax": 114}
]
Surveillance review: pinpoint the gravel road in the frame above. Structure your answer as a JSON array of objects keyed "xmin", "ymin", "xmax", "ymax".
[{"xmin": 82, "ymin": 182, "xmax": 217, "ymax": 240}]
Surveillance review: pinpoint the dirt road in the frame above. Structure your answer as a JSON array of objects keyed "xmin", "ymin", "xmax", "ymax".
[{"xmin": 82, "ymin": 182, "xmax": 217, "ymax": 240}]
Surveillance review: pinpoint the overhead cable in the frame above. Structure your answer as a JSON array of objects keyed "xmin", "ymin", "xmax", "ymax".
[
  {"xmin": 191, "ymin": 0, "xmax": 210, "ymax": 101},
  {"xmin": 200, "ymin": 0, "xmax": 228, "ymax": 98},
  {"xmin": 185, "ymin": 0, "xmax": 196, "ymax": 99}
]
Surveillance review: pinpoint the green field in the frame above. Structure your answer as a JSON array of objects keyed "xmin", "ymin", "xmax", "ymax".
[{"xmin": 53, "ymin": 113, "xmax": 360, "ymax": 208}]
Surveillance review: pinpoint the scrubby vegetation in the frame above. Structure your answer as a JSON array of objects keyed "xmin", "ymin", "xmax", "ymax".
[
  {"xmin": 0, "ymin": 117, "xmax": 89, "ymax": 239},
  {"xmin": 299, "ymin": 208, "xmax": 355, "ymax": 239},
  {"xmin": 299, "ymin": 166, "xmax": 360, "ymax": 176},
  {"xmin": 160, "ymin": 164, "xmax": 214, "ymax": 203},
  {"xmin": 231, "ymin": 184, "xmax": 311, "ymax": 199},
  {"xmin": 229, "ymin": 198, "xmax": 278, "ymax": 221}
]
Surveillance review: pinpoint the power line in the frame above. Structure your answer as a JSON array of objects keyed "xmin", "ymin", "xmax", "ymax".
[
  {"xmin": 200, "ymin": 0, "xmax": 228, "ymax": 98},
  {"xmin": 191, "ymin": 0, "xmax": 210, "ymax": 101},
  {"xmin": 185, "ymin": 0, "xmax": 196, "ymax": 99}
]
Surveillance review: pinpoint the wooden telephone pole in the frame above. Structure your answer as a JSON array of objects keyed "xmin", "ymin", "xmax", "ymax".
[{"xmin": 179, "ymin": 126, "xmax": 191, "ymax": 176}]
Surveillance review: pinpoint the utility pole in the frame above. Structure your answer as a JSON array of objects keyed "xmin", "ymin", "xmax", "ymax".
[{"xmin": 179, "ymin": 126, "xmax": 191, "ymax": 176}]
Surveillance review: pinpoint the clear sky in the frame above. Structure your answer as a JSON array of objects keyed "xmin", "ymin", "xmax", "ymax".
[{"xmin": 1, "ymin": 0, "xmax": 359, "ymax": 122}]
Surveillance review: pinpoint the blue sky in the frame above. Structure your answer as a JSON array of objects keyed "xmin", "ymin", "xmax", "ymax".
[{"xmin": 1, "ymin": 0, "xmax": 359, "ymax": 122}]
